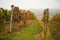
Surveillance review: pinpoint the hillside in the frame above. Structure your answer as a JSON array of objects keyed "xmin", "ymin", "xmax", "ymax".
[{"xmin": 0, "ymin": 7, "xmax": 60, "ymax": 40}]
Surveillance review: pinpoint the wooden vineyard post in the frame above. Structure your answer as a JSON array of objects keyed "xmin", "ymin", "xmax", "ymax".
[
  {"xmin": 10, "ymin": 5, "xmax": 14, "ymax": 32},
  {"xmin": 43, "ymin": 8, "xmax": 49, "ymax": 40}
]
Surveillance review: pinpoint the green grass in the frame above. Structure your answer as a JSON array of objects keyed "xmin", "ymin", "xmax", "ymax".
[{"xmin": 6, "ymin": 22, "xmax": 42, "ymax": 40}]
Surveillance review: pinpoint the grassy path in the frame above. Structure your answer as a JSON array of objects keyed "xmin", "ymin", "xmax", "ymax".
[{"xmin": 7, "ymin": 22, "xmax": 42, "ymax": 40}]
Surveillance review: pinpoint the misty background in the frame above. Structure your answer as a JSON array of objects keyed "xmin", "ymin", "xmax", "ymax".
[{"xmin": 30, "ymin": 9, "xmax": 60, "ymax": 20}]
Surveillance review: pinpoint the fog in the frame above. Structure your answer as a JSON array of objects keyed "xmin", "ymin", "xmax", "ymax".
[{"xmin": 30, "ymin": 9, "xmax": 60, "ymax": 20}]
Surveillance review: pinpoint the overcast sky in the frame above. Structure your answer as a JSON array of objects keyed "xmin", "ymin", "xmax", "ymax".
[{"xmin": 0, "ymin": 0, "xmax": 60, "ymax": 9}]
